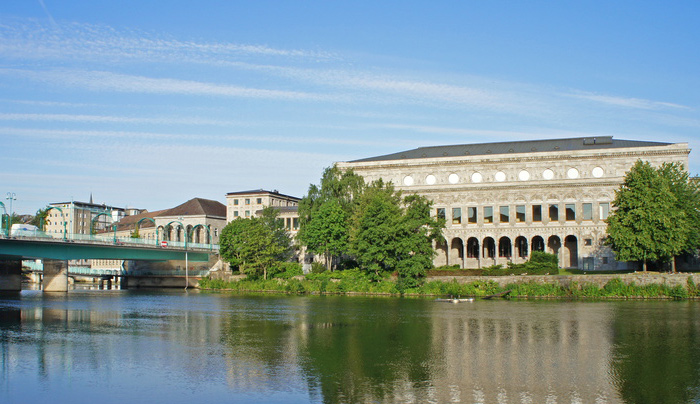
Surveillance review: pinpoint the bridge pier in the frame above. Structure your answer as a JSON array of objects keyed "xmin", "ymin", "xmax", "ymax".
[
  {"xmin": 43, "ymin": 259, "xmax": 69, "ymax": 292},
  {"xmin": 0, "ymin": 259, "xmax": 22, "ymax": 292}
]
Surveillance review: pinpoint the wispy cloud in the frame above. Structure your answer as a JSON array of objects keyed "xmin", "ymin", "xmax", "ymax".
[
  {"xmin": 0, "ymin": 68, "xmax": 336, "ymax": 101},
  {"xmin": 0, "ymin": 112, "xmax": 240, "ymax": 126},
  {"xmin": 0, "ymin": 126, "xmax": 396, "ymax": 147},
  {"xmin": 565, "ymin": 91, "xmax": 691, "ymax": 111},
  {"xmin": 0, "ymin": 17, "xmax": 336, "ymax": 63}
]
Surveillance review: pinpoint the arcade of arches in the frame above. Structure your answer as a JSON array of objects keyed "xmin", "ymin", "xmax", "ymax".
[
  {"xmin": 157, "ymin": 224, "xmax": 212, "ymax": 244},
  {"xmin": 436, "ymin": 234, "xmax": 579, "ymax": 269}
]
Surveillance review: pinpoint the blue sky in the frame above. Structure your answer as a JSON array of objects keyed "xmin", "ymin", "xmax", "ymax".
[{"xmin": 2, "ymin": 1, "xmax": 699, "ymax": 215}]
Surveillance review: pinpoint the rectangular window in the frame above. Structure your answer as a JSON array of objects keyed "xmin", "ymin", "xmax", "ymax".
[
  {"xmin": 245, "ymin": 198, "xmax": 250, "ymax": 205},
  {"xmin": 516, "ymin": 205, "xmax": 526, "ymax": 222},
  {"xmin": 533, "ymin": 205, "xmax": 542, "ymax": 222},
  {"xmin": 286, "ymin": 218, "xmax": 292, "ymax": 229},
  {"xmin": 293, "ymin": 218, "xmax": 299, "ymax": 230},
  {"xmin": 256, "ymin": 198, "xmax": 262, "ymax": 204},
  {"xmin": 599, "ymin": 203, "xmax": 610, "ymax": 220},
  {"xmin": 500, "ymin": 206, "xmax": 509, "ymax": 223},
  {"xmin": 468, "ymin": 207, "xmax": 477, "ymax": 224},
  {"xmin": 566, "ymin": 204, "xmax": 576, "ymax": 221},
  {"xmin": 245, "ymin": 210, "xmax": 250, "ymax": 217},
  {"xmin": 584, "ymin": 238, "xmax": 593, "ymax": 246},
  {"xmin": 549, "ymin": 204, "xmax": 559, "ymax": 221},
  {"xmin": 436, "ymin": 208, "xmax": 446, "ymax": 220},
  {"xmin": 452, "ymin": 208, "xmax": 462, "ymax": 224},
  {"xmin": 582, "ymin": 257, "xmax": 594, "ymax": 271},
  {"xmin": 484, "ymin": 206, "xmax": 493, "ymax": 223},
  {"xmin": 234, "ymin": 199, "xmax": 239, "ymax": 206},
  {"xmin": 583, "ymin": 203, "xmax": 593, "ymax": 220},
  {"xmin": 234, "ymin": 211, "xmax": 239, "ymax": 217}
]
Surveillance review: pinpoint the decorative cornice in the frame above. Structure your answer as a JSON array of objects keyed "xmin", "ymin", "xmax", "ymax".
[{"xmin": 340, "ymin": 148, "xmax": 689, "ymax": 170}]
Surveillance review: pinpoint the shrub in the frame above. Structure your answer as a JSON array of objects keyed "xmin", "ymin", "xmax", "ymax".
[
  {"xmin": 311, "ymin": 262, "xmax": 327, "ymax": 274},
  {"xmin": 273, "ymin": 262, "xmax": 303, "ymax": 279}
]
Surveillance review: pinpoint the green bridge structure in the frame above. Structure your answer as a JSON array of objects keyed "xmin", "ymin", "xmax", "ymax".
[{"xmin": 0, "ymin": 232, "xmax": 218, "ymax": 293}]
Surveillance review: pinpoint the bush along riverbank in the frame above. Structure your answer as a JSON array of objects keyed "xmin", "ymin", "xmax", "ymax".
[{"xmin": 200, "ymin": 268, "xmax": 700, "ymax": 300}]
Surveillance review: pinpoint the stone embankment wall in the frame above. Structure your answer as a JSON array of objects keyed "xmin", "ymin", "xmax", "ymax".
[{"xmin": 427, "ymin": 273, "xmax": 700, "ymax": 288}]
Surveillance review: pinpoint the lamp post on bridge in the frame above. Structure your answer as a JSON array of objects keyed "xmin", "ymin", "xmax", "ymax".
[
  {"xmin": 5, "ymin": 193, "xmax": 16, "ymax": 236},
  {"xmin": 0, "ymin": 201, "xmax": 7, "ymax": 237}
]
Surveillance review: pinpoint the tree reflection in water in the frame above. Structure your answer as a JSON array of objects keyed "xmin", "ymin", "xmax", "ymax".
[{"xmin": 611, "ymin": 302, "xmax": 700, "ymax": 404}]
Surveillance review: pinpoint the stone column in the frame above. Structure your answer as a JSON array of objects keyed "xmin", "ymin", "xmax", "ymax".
[
  {"xmin": 43, "ymin": 259, "xmax": 69, "ymax": 292},
  {"xmin": 0, "ymin": 259, "xmax": 22, "ymax": 292}
]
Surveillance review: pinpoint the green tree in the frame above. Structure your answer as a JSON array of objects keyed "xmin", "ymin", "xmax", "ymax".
[
  {"xmin": 302, "ymin": 199, "xmax": 348, "ymax": 270},
  {"xmin": 349, "ymin": 180, "xmax": 444, "ymax": 286},
  {"xmin": 394, "ymin": 194, "xmax": 444, "ymax": 288},
  {"xmin": 349, "ymin": 180, "xmax": 403, "ymax": 279},
  {"xmin": 658, "ymin": 162, "xmax": 700, "ymax": 270},
  {"xmin": 606, "ymin": 160, "xmax": 698, "ymax": 271},
  {"xmin": 29, "ymin": 208, "xmax": 49, "ymax": 229},
  {"xmin": 219, "ymin": 207, "xmax": 293, "ymax": 280},
  {"xmin": 298, "ymin": 165, "xmax": 365, "ymax": 269},
  {"xmin": 258, "ymin": 206, "xmax": 294, "ymax": 263}
]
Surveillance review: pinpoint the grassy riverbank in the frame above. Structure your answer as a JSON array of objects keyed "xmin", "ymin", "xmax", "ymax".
[{"xmin": 200, "ymin": 269, "xmax": 700, "ymax": 299}]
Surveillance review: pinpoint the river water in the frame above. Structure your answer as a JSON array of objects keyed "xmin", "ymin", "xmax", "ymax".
[{"xmin": 0, "ymin": 289, "xmax": 698, "ymax": 404}]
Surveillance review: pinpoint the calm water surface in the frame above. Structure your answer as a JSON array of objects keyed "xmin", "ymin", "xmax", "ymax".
[{"xmin": 0, "ymin": 289, "xmax": 699, "ymax": 404}]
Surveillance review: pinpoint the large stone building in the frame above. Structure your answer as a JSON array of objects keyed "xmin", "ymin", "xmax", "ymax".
[{"xmin": 337, "ymin": 136, "xmax": 690, "ymax": 270}]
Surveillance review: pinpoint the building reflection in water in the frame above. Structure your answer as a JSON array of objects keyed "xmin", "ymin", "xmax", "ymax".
[{"xmin": 1, "ymin": 292, "xmax": 699, "ymax": 404}]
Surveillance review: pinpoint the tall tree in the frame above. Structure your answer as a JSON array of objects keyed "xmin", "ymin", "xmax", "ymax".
[
  {"xmin": 302, "ymin": 199, "xmax": 348, "ymax": 270},
  {"xmin": 349, "ymin": 180, "xmax": 404, "ymax": 279},
  {"xmin": 658, "ymin": 162, "xmax": 700, "ymax": 270},
  {"xmin": 298, "ymin": 165, "xmax": 365, "ymax": 268},
  {"xmin": 349, "ymin": 180, "xmax": 444, "ymax": 285},
  {"xmin": 394, "ymin": 194, "xmax": 444, "ymax": 288},
  {"xmin": 606, "ymin": 160, "xmax": 698, "ymax": 271},
  {"xmin": 219, "ymin": 207, "xmax": 293, "ymax": 280}
]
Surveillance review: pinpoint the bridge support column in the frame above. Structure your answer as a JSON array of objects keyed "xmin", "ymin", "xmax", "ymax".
[
  {"xmin": 0, "ymin": 259, "xmax": 22, "ymax": 292},
  {"xmin": 43, "ymin": 259, "xmax": 69, "ymax": 292}
]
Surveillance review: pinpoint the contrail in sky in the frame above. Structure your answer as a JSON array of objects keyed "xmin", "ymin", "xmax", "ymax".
[{"xmin": 38, "ymin": 0, "xmax": 60, "ymax": 30}]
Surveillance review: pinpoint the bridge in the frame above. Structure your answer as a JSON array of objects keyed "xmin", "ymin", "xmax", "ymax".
[{"xmin": 0, "ymin": 231, "xmax": 219, "ymax": 293}]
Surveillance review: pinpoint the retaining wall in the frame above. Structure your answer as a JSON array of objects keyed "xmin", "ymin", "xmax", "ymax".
[{"xmin": 427, "ymin": 273, "xmax": 700, "ymax": 288}]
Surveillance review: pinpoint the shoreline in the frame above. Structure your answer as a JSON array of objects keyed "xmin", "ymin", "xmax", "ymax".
[{"xmin": 199, "ymin": 273, "xmax": 700, "ymax": 300}]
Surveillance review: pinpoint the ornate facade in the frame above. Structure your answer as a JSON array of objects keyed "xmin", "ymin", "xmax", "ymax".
[{"xmin": 337, "ymin": 137, "xmax": 690, "ymax": 270}]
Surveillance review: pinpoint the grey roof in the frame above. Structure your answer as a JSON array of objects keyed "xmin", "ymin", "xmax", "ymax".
[{"xmin": 349, "ymin": 137, "xmax": 672, "ymax": 163}]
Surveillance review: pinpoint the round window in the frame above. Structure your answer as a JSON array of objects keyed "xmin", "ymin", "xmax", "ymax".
[
  {"xmin": 403, "ymin": 175, "xmax": 414, "ymax": 186},
  {"xmin": 592, "ymin": 167, "xmax": 604, "ymax": 178},
  {"xmin": 448, "ymin": 173, "xmax": 459, "ymax": 184},
  {"xmin": 495, "ymin": 171, "xmax": 506, "ymax": 182},
  {"xmin": 471, "ymin": 172, "xmax": 483, "ymax": 183},
  {"xmin": 425, "ymin": 174, "xmax": 436, "ymax": 185},
  {"xmin": 518, "ymin": 170, "xmax": 530, "ymax": 181},
  {"xmin": 543, "ymin": 169, "xmax": 554, "ymax": 180},
  {"xmin": 567, "ymin": 168, "xmax": 579, "ymax": 179}
]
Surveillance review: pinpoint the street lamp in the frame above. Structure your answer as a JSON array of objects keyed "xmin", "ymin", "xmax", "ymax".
[{"xmin": 6, "ymin": 193, "xmax": 16, "ymax": 235}]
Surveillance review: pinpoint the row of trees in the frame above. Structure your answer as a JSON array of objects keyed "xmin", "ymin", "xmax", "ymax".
[
  {"xmin": 299, "ymin": 167, "xmax": 443, "ymax": 287},
  {"xmin": 606, "ymin": 161, "xmax": 700, "ymax": 271},
  {"xmin": 219, "ymin": 166, "xmax": 444, "ymax": 286}
]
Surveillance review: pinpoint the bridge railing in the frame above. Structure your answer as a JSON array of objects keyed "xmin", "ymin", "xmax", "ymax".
[{"xmin": 4, "ymin": 229, "xmax": 218, "ymax": 251}]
